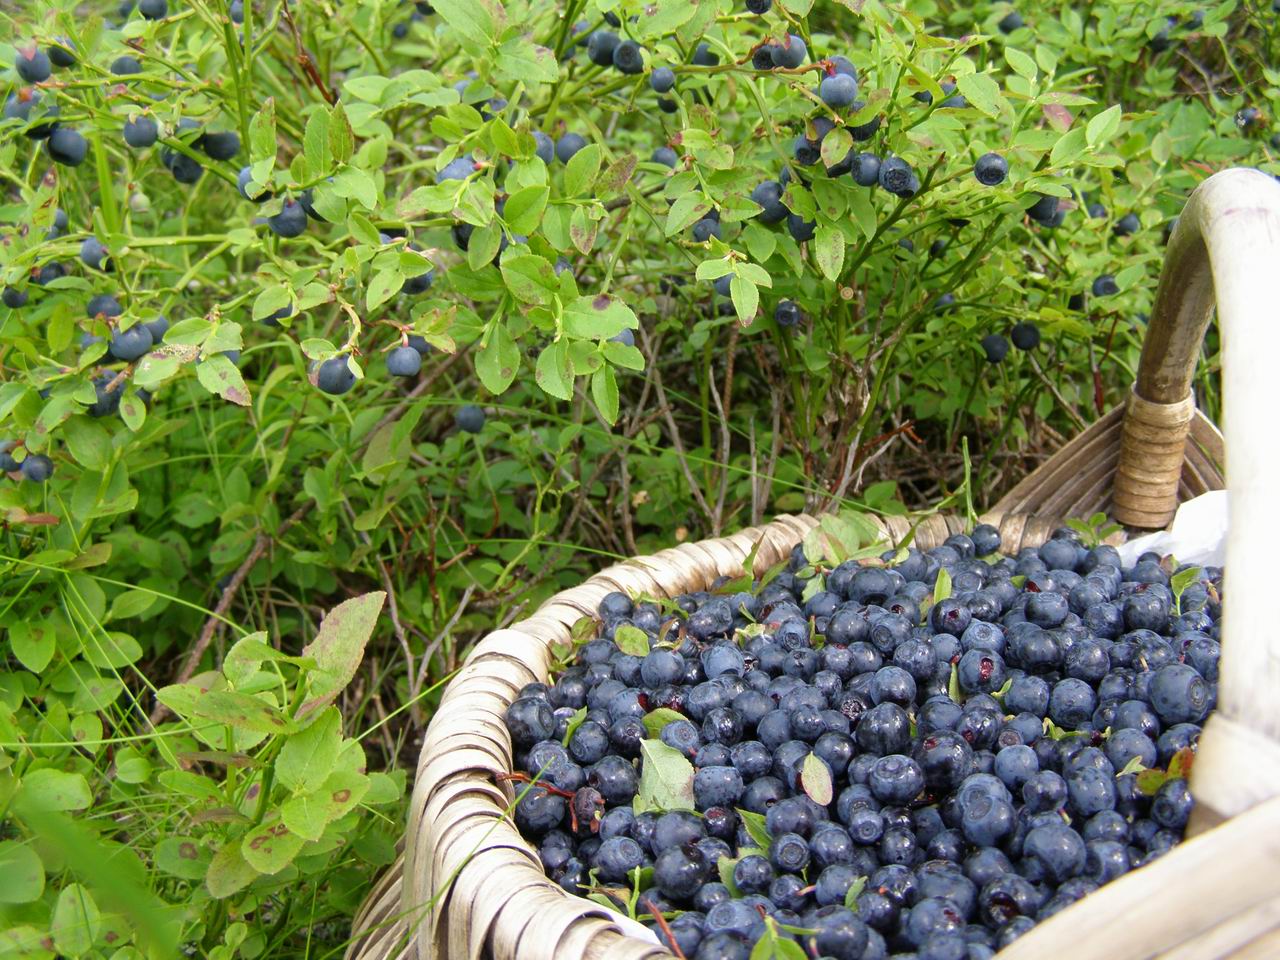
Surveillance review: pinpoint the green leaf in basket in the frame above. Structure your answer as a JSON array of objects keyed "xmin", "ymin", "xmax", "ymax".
[
  {"xmin": 640, "ymin": 708, "xmax": 686, "ymax": 738},
  {"xmin": 1116, "ymin": 755, "xmax": 1148, "ymax": 777},
  {"xmin": 1171, "ymin": 566, "xmax": 1202, "ymax": 615},
  {"xmin": 737, "ymin": 808, "xmax": 773, "ymax": 849},
  {"xmin": 633, "ymin": 739, "xmax": 695, "ymax": 814},
  {"xmin": 844, "ymin": 875, "xmax": 868, "ymax": 909},
  {"xmin": 933, "ymin": 566, "xmax": 952, "ymax": 605},
  {"xmin": 613, "ymin": 624, "xmax": 651, "ymax": 657},
  {"xmin": 561, "ymin": 706, "xmax": 589, "ymax": 746},
  {"xmin": 800, "ymin": 753, "xmax": 833, "ymax": 806},
  {"xmin": 1135, "ymin": 767, "xmax": 1169, "ymax": 796}
]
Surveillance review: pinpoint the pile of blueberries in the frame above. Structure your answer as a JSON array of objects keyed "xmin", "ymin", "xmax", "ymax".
[{"xmin": 504, "ymin": 524, "xmax": 1219, "ymax": 960}]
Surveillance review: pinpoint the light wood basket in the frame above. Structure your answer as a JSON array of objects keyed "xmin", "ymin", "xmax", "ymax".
[{"xmin": 347, "ymin": 168, "xmax": 1280, "ymax": 960}]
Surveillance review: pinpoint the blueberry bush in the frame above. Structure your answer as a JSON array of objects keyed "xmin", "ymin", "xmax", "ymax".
[{"xmin": 0, "ymin": 0, "xmax": 1272, "ymax": 955}]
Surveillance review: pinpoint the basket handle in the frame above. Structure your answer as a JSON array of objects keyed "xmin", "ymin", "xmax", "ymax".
[
  {"xmin": 1123, "ymin": 169, "xmax": 1280, "ymax": 832},
  {"xmin": 1112, "ymin": 168, "xmax": 1280, "ymax": 528}
]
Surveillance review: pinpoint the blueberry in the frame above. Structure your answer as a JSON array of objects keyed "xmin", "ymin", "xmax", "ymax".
[
  {"xmin": 1092, "ymin": 274, "xmax": 1119, "ymax": 297},
  {"xmin": 613, "ymin": 40, "xmax": 644, "ymax": 75},
  {"xmin": 455, "ymin": 404, "xmax": 486, "ymax": 433},
  {"xmin": 586, "ymin": 30, "xmax": 619, "ymax": 67},
  {"xmin": 139, "ymin": 0, "xmax": 168, "ymax": 18},
  {"xmin": 692, "ymin": 43, "xmax": 720, "ymax": 67},
  {"xmin": 998, "ymin": 11, "xmax": 1024, "ymax": 32},
  {"xmin": 1149, "ymin": 664, "xmax": 1211, "ymax": 724},
  {"xmin": 436, "ymin": 155, "xmax": 475, "ymax": 182},
  {"xmin": 771, "ymin": 35, "xmax": 807, "ymax": 68},
  {"xmin": 878, "ymin": 157, "xmax": 918, "ymax": 197},
  {"xmin": 593, "ymin": 835, "xmax": 644, "ymax": 882},
  {"xmin": 237, "ymin": 166, "xmax": 271, "ymax": 202},
  {"xmin": 267, "ymin": 199, "xmax": 308, "ymax": 238},
  {"xmin": 974, "ymin": 152, "xmax": 1008, "ymax": 186},
  {"xmin": 1151, "ymin": 777, "xmax": 1193, "ymax": 829},
  {"xmin": 20, "ymin": 453, "xmax": 54, "ymax": 483},
  {"xmin": 556, "ymin": 132, "xmax": 587, "ymax": 163},
  {"xmin": 1023, "ymin": 823, "xmax": 1085, "ymax": 883},
  {"xmin": 1010, "ymin": 322, "xmax": 1040, "ymax": 350},
  {"xmin": 746, "ymin": 0, "xmax": 772, "ymax": 11},
  {"xmin": 693, "ymin": 218, "xmax": 722, "ymax": 243},
  {"xmin": 787, "ymin": 213, "xmax": 816, "ymax": 242},
  {"xmin": 124, "ymin": 115, "xmax": 159, "ymax": 148},
  {"xmin": 650, "ymin": 66, "xmax": 676, "ymax": 93},
  {"xmin": 851, "ymin": 152, "xmax": 881, "ymax": 187},
  {"xmin": 111, "ymin": 55, "xmax": 143, "ymax": 76},
  {"xmin": 2, "ymin": 287, "xmax": 29, "ymax": 309},
  {"xmin": 48, "ymin": 39, "xmax": 77, "ymax": 68},
  {"xmin": 868, "ymin": 754, "xmax": 925, "ymax": 804},
  {"xmin": 514, "ymin": 786, "xmax": 565, "ymax": 835},
  {"xmin": 47, "ymin": 127, "xmax": 88, "ymax": 166},
  {"xmin": 87, "ymin": 294, "xmax": 124, "ymax": 320},
  {"xmin": 974, "ymin": 333, "xmax": 1008, "ymax": 364},
  {"xmin": 752, "ymin": 46, "xmax": 777, "ymax": 70},
  {"xmin": 201, "ymin": 130, "xmax": 240, "ymax": 160},
  {"xmin": 775, "ymin": 300, "xmax": 804, "ymax": 328},
  {"xmin": 1114, "ymin": 212, "xmax": 1140, "ymax": 236},
  {"xmin": 109, "ymin": 324, "xmax": 154, "ymax": 362},
  {"xmin": 820, "ymin": 73, "xmax": 858, "ymax": 108},
  {"xmin": 532, "ymin": 130, "xmax": 555, "ymax": 164},
  {"xmin": 15, "ymin": 46, "xmax": 52, "ymax": 83}
]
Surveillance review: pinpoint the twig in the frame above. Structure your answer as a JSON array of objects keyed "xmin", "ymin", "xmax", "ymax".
[{"xmin": 280, "ymin": 0, "xmax": 336, "ymax": 104}]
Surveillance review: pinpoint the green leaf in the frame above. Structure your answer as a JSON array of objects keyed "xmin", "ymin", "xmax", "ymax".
[
  {"xmin": 476, "ymin": 323, "xmax": 521, "ymax": 394},
  {"xmin": 280, "ymin": 770, "xmax": 370, "ymax": 841},
  {"xmin": 933, "ymin": 566, "xmax": 952, "ymax": 604},
  {"xmin": 276, "ymin": 706, "xmax": 342, "ymax": 793},
  {"xmin": 206, "ymin": 842, "xmax": 258, "ymax": 899},
  {"xmin": 21, "ymin": 769, "xmax": 92, "ymax": 811},
  {"xmin": 1050, "ymin": 126, "xmax": 1088, "ymax": 166},
  {"xmin": 820, "ymin": 128, "xmax": 853, "ymax": 170},
  {"xmin": 1116, "ymin": 755, "xmax": 1147, "ymax": 778},
  {"xmin": 1086, "ymin": 104, "xmax": 1122, "ymax": 148},
  {"xmin": 430, "ymin": 0, "xmax": 494, "ymax": 43},
  {"xmin": 563, "ymin": 143, "xmax": 603, "ymax": 197},
  {"xmin": 717, "ymin": 855, "xmax": 742, "ymax": 897},
  {"xmin": 563, "ymin": 293, "xmax": 638, "ymax": 340},
  {"xmin": 196, "ymin": 354, "xmax": 251, "ymax": 407},
  {"xmin": 737, "ymin": 808, "xmax": 772, "ymax": 849},
  {"xmin": 1005, "ymin": 47, "xmax": 1037, "ymax": 81},
  {"xmin": 956, "ymin": 73, "xmax": 1002, "ymax": 117},
  {"xmin": 494, "ymin": 36, "xmax": 559, "ymax": 85},
  {"xmin": 633, "ymin": 739, "xmax": 696, "ymax": 814},
  {"xmin": 366, "ymin": 268, "xmax": 404, "ymax": 312},
  {"xmin": 666, "ymin": 193, "xmax": 712, "ymax": 236},
  {"xmin": 729, "ymin": 276, "xmax": 758, "ymax": 324},
  {"xmin": 1168, "ymin": 746, "xmax": 1195, "ymax": 780},
  {"xmin": 535, "ymin": 341, "xmax": 574, "ymax": 401},
  {"xmin": 501, "ymin": 254, "xmax": 558, "ymax": 305},
  {"xmin": 844, "ymin": 875, "xmax": 868, "ymax": 909},
  {"xmin": 299, "ymin": 591, "xmax": 387, "ymax": 719},
  {"xmin": 813, "ymin": 224, "xmax": 845, "ymax": 282},
  {"xmin": 613, "ymin": 625, "xmax": 650, "ymax": 657},
  {"xmin": 329, "ymin": 101, "xmax": 355, "ymax": 165},
  {"xmin": 52, "ymin": 883, "xmax": 100, "ymax": 958},
  {"xmin": 9, "ymin": 620, "xmax": 56, "ymax": 674},
  {"xmin": 154, "ymin": 837, "xmax": 211, "ymax": 881},
  {"xmin": 187, "ymin": 690, "xmax": 295, "ymax": 735},
  {"xmin": 304, "ymin": 106, "xmax": 332, "ymax": 175},
  {"xmin": 0, "ymin": 842, "xmax": 44, "ymax": 904},
  {"xmin": 241, "ymin": 816, "xmax": 305, "ymax": 875},
  {"xmin": 800, "ymin": 753, "xmax": 833, "ymax": 806},
  {"xmin": 332, "ymin": 166, "xmax": 378, "ymax": 210},
  {"xmin": 249, "ymin": 97, "xmax": 276, "ymax": 165},
  {"xmin": 503, "ymin": 185, "xmax": 549, "ymax": 233},
  {"xmin": 948, "ymin": 662, "xmax": 963, "ymax": 704},
  {"xmin": 560, "ymin": 706, "xmax": 589, "ymax": 747},
  {"xmin": 591, "ymin": 366, "xmax": 619, "ymax": 423},
  {"xmin": 640, "ymin": 708, "xmax": 686, "ymax": 738}
]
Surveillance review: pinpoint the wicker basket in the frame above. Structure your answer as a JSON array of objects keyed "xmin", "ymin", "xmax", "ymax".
[{"xmin": 348, "ymin": 168, "xmax": 1280, "ymax": 960}]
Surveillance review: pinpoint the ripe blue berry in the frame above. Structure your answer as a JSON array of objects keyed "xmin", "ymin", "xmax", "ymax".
[
  {"xmin": 974, "ymin": 152, "xmax": 1008, "ymax": 186},
  {"xmin": 650, "ymin": 66, "xmax": 676, "ymax": 93},
  {"xmin": 316, "ymin": 356, "xmax": 356, "ymax": 396},
  {"xmin": 387, "ymin": 346, "xmax": 422, "ymax": 378},
  {"xmin": 819, "ymin": 73, "xmax": 858, "ymax": 108},
  {"xmin": 771, "ymin": 35, "xmax": 807, "ymax": 68}
]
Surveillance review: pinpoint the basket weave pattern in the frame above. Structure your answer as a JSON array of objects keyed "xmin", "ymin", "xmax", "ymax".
[{"xmin": 349, "ymin": 169, "xmax": 1280, "ymax": 960}]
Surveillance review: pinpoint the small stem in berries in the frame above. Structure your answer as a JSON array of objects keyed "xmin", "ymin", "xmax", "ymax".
[{"xmin": 649, "ymin": 910, "xmax": 687, "ymax": 960}]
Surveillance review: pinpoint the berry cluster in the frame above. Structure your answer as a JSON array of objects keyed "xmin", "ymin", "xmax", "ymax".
[{"xmin": 505, "ymin": 525, "xmax": 1219, "ymax": 960}]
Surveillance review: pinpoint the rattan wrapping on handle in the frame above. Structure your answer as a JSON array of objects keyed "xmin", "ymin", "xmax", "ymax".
[{"xmin": 348, "ymin": 170, "xmax": 1276, "ymax": 960}]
